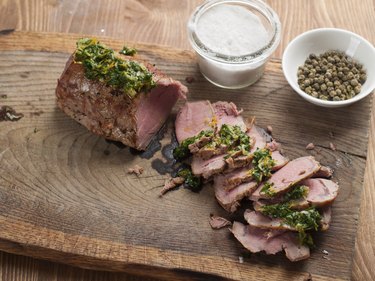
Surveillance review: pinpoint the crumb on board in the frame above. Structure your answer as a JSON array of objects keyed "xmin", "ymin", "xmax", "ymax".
[
  {"xmin": 127, "ymin": 164, "xmax": 144, "ymax": 176},
  {"xmin": 329, "ymin": 142, "xmax": 336, "ymax": 151},
  {"xmin": 322, "ymin": 249, "xmax": 329, "ymax": 255},
  {"xmin": 238, "ymin": 256, "xmax": 244, "ymax": 264},
  {"xmin": 0, "ymin": 106, "xmax": 24, "ymax": 122},
  {"xmin": 209, "ymin": 214, "xmax": 232, "ymax": 229},
  {"xmin": 306, "ymin": 143, "xmax": 315, "ymax": 150},
  {"xmin": 303, "ymin": 272, "xmax": 313, "ymax": 281},
  {"xmin": 159, "ymin": 176, "xmax": 185, "ymax": 197},
  {"xmin": 322, "ymin": 255, "xmax": 331, "ymax": 261},
  {"xmin": 266, "ymin": 125, "xmax": 273, "ymax": 134},
  {"xmin": 185, "ymin": 76, "xmax": 195, "ymax": 84}
]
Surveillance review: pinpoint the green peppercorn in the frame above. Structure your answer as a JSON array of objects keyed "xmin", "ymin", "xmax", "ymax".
[
  {"xmin": 350, "ymin": 79, "xmax": 359, "ymax": 86},
  {"xmin": 333, "ymin": 96, "xmax": 341, "ymax": 101},
  {"xmin": 297, "ymin": 50, "xmax": 366, "ymax": 101}
]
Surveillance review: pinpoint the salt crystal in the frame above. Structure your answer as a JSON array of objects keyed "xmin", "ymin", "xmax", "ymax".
[{"xmin": 196, "ymin": 5, "xmax": 269, "ymax": 56}]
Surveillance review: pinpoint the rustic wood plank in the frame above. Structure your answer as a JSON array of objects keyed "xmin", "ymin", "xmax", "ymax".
[
  {"xmin": 0, "ymin": 251, "xmax": 164, "ymax": 281},
  {"xmin": 0, "ymin": 31, "xmax": 371, "ymax": 280},
  {"xmin": 0, "ymin": 0, "xmax": 374, "ymax": 279}
]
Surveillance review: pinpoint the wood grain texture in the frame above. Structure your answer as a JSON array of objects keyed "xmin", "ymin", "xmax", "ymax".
[
  {"xmin": 0, "ymin": 251, "xmax": 164, "ymax": 281},
  {"xmin": 1, "ymin": 0, "xmax": 374, "ymax": 58},
  {"xmin": 0, "ymin": 0, "xmax": 374, "ymax": 280},
  {"xmin": 0, "ymin": 31, "xmax": 372, "ymax": 281}
]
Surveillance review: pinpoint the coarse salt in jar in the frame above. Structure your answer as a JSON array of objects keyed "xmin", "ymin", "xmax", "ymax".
[{"xmin": 188, "ymin": 0, "xmax": 281, "ymax": 89}]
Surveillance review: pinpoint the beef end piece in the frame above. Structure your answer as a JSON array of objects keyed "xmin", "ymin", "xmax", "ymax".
[
  {"xmin": 231, "ymin": 222, "xmax": 310, "ymax": 262},
  {"xmin": 56, "ymin": 56, "xmax": 187, "ymax": 150}
]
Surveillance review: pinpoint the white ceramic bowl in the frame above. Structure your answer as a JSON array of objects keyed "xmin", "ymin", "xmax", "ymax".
[{"xmin": 282, "ymin": 28, "xmax": 375, "ymax": 107}]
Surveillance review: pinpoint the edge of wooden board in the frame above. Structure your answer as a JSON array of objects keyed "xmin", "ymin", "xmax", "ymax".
[
  {"xmin": 0, "ymin": 29, "xmax": 195, "ymax": 62},
  {"xmin": 0, "ymin": 215, "xmax": 343, "ymax": 281}
]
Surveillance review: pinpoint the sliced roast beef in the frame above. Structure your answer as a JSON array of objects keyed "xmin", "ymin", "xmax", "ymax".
[
  {"xmin": 300, "ymin": 178, "xmax": 338, "ymax": 207},
  {"xmin": 253, "ymin": 178, "xmax": 338, "ymax": 210},
  {"xmin": 250, "ymin": 156, "xmax": 321, "ymax": 200},
  {"xmin": 231, "ymin": 222, "xmax": 310, "ymax": 262},
  {"xmin": 212, "ymin": 101, "xmax": 246, "ymax": 131},
  {"xmin": 271, "ymin": 151, "xmax": 290, "ymax": 170},
  {"xmin": 244, "ymin": 210, "xmax": 296, "ymax": 231},
  {"xmin": 247, "ymin": 125, "xmax": 267, "ymax": 153},
  {"xmin": 188, "ymin": 135, "xmax": 213, "ymax": 153},
  {"xmin": 175, "ymin": 100, "xmax": 214, "ymax": 143},
  {"xmin": 56, "ymin": 54, "xmax": 187, "ymax": 151},
  {"xmin": 217, "ymin": 167, "xmax": 251, "ymax": 191},
  {"xmin": 191, "ymin": 154, "xmax": 226, "ymax": 179},
  {"xmin": 226, "ymin": 150, "xmax": 287, "ymax": 171},
  {"xmin": 214, "ymin": 150, "xmax": 289, "ymax": 192},
  {"xmin": 175, "ymin": 100, "xmax": 246, "ymax": 144},
  {"xmin": 196, "ymin": 144, "xmax": 229, "ymax": 160},
  {"xmin": 214, "ymin": 180, "xmax": 258, "ymax": 212},
  {"xmin": 224, "ymin": 124, "xmax": 268, "ymax": 169}
]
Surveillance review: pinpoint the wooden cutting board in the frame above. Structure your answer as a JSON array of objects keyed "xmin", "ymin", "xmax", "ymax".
[{"xmin": 0, "ymin": 31, "xmax": 372, "ymax": 281}]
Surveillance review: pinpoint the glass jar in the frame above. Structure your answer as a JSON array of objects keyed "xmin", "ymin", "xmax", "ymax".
[{"xmin": 188, "ymin": 0, "xmax": 281, "ymax": 89}]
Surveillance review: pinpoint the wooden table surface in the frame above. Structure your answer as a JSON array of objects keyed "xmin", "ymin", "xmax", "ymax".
[{"xmin": 0, "ymin": 0, "xmax": 374, "ymax": 280}]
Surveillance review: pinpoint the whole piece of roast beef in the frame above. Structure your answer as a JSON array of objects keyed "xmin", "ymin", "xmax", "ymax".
[{"xmin": 56, "ymin": 55, "xmax": 187, "ymax": 151}]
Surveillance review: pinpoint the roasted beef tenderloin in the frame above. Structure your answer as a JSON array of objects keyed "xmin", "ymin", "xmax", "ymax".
[{"xmin": 56, "ymin": 41, "xmax": 187, "ymax": 151}]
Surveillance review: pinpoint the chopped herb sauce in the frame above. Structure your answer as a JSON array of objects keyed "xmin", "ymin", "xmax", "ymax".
[
  {"xmin": 177, "ymin": 168, "xmax": 202, "ymax": 190},
  {"xmin": 173, "ymin": 130, "xmax": 214, "ymax": 160},
  {"xmin": 284, "ymin": 185, "xmax": 308, "ymax": 201},
  {"xmin": 74, "ymin": 38, "xmax": 155, "ymax": 98},
  {"xmin": 260, "ymin": 182, "xmax": 276, "ymax": 197},
  {"xmin": 119, "ymin": 46, "xmax": 137, "ymax": 56},
  {"xmin": 249, "ymin": 148, "xmax": 275, "ymax": 183},
  {"xmin": 173, "ymin": 124, "xmax": 253, "ymax": 160},
  {"xmin": 259, "ymin": 184, "xmax": 318, "ymax": 247},
  {"xmin": 218, "ymin": 124, "xmax": 252, "ymax": 154}
]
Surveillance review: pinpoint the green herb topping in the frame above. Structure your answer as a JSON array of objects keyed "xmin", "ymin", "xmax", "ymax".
[
  {"xmin": 173, "ymin": 130, "xmax": 214, "ymax": 160},
  {"xmin": 74, "ymin": 38, "xmax": 155, "ymax": 98},
  {"xmin": 173, "ymin": 124, "xmax": 253, "ymax": 160},
  {"xmin": 260, "ymin": 182, "xmax": 276, "ymax": 197},
  {"xmin": 119, "ymin": 46, "xmax": 137, "ymax": 56},
  {"xmin": 218, "ymin": 124, "xmax": 252, "ymax": 155},
  {"xmin": 260, "ymin": 202, "xmax": 321, "ymax": 247},
  {"xmin": 177, "ymin": 168, "xmax": 202, "ymax": 190},
  {"xmin": 248, "ymin": 148, "xmax": 276, "ymax": 183},
  {"xmin": 284, "ymin": 185, "xmax": 309, "ymax": 201}
]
